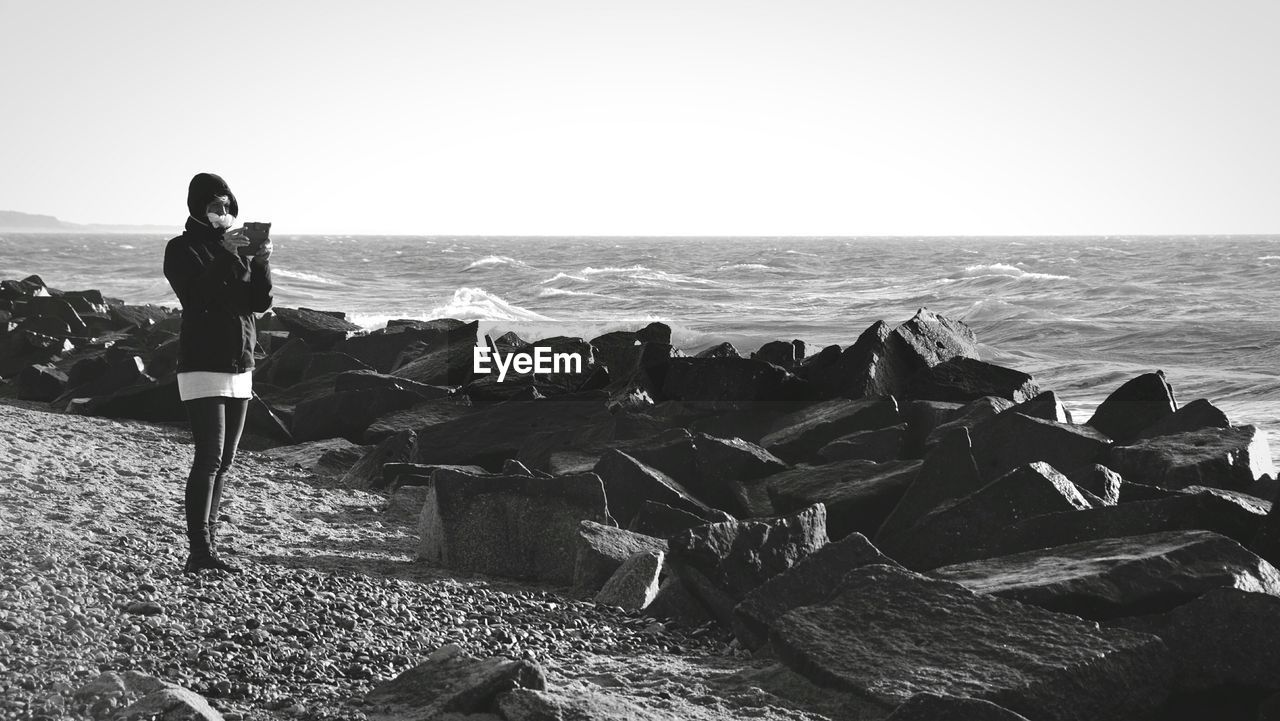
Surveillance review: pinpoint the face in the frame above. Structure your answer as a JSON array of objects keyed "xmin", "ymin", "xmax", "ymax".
[{"xmin": 205, "ymin": 196, "xmax": 232, "ymax": 216}]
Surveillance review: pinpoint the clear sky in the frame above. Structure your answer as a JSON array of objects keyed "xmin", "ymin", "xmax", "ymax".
[{"xmin": 2, "ymin": 1, "xmax": 1277, "ymax": 235}]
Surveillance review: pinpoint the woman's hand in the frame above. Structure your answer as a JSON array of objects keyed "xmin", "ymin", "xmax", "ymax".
[
  {"xmin": 250, "ymin": 239, "xmax": 273, "ymax": 265},
  {"xmin": 219, "ymin": 228, "xmax": 251, "ymax": 255}
]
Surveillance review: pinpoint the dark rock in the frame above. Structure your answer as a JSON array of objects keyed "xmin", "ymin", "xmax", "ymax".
[
  {"xmin": 291, "ymin": 387, "xmax": 423, "ymax": 443},
  {"xmin": 923, "ymin": 396, "xmax": 1015, "ymax": 451},
  {"xmin": 252, "ymin": 336, "xmax": 312, "ymax": 388},
  {"xmin": 627, "ymin": 501, "xmax": 731, "ymax": 538},
  {"xmin": 1116, "ymin": 480, "xmax": 1184, "ymax": 503},
  {"xmin": 906, "ymin": 357, "xmax": 1041, "ymax": 404},
  {"xmin": 1067, "ymin": 464, "xmax": 1123, "ymax": 505},
  {"xmin": 933, "ymin": 530, "xmax": 1280, "ymax": 620},
  {"xmin": 15, "ymin": 362, "xmax": 67, "ymax": 401},
  {"xmin": 875, "ymin": 427, "xmax": 984, "ymax": 543},
  {"xmin": 1007, "ymin": 390, "xmax": 1073, "ymax": 423},
  {"xmin": 1132, "ymin": 398, "xmax": 1232, "ymax": 441},
  {"xmin": 892, "ymin": 307, "xmax": 980, "ymax": 370},
  {"xmin": 391, "ymin": 340, "xmax": 480, "ymax": 386},
  {"xmin": 516, "ymin": 421, "xmax": 616, "ymax": 475},
  {"xmin": 759, "ymin": 397, "xmax": 901, "ymax": 462},
  {"xmin": 591, "ymin": 449, "xmax": 714, "ymax": 527},
  {"xmin": 107, "ymin": 303, "xmax": 173, "ymax": 330},
  {"xmin": 770, "ymin": 564, "xmax": 1173, "ymax": 721},
  {"xmin": 502, "ymin": 459, "xmax": 534, "ymax": 476},
  {"xmin": 334, "ymin": 320, "xmax": 478, "ymax": 373},
  {"xmin": 815, "ymin": 320, "xmax": 915, "ymax": 399},
  {"xmin": 74, "ymin": 375, "xmax": 183, "ymax": 422},
  {"xmin": 752, "ymin": 339, "xmax": 802, "ymax": 367},
  {"xmin": 645, "ymin": 576, "xmax": 713, "ymax": 626},
  {"xmin": 687, "ymin": 433, "xmax": 789, "ymax": 516},
  {"xmin": 990, "ymin": 487, "xmax": 1271, "ymax": 559},
  {"xmin": 246, "ymin": 392, "xmax": 293, "ymax": 444},
  {"xmin": 364, "ymin": 644, "xmax": 545, "ymax": 719},
  {"xmin": 900, "ymin": 399, "xmax": 965, "ymax": 457},
  {"xmin": 767, "ymin": 460, "xmax": 921, "ymax": 540},
  {"xmin": 413, "ymin": 393, "xmax": 612, "ymax": 470},
  {"xmin": 694, "ymin": 341, "xmax": 740, "ymax": 359},
  {"xmin": 594, "ymin": 550, "xmax": 663, "ymax": 610},
  {"xmin": 57, "ymin": 353, "xmax": 150, "ymax": 403},
  {"xmin": 660, "ymin": 356, "xmax": 812, "ymax": 403},
  {"xmin": 1107, "ymin": 426, "xmax": 1274, "ymax": 492},
  {"xmin": 382, "ymin": 463, "xmax": 487, "ymax": 491},
  {"xmin": 362, "ymin": 395, "xmax": 476, "ymax": 444},
  {"xmin": 1109, "ymin": 588, "xmax": 1280, "ymax": 692},
  {"xmin": 970, "ymin": 411, "xmax": 1112, "ymax": 482},
  {"xmin": 14, "ymin": 314, "xmax": 72, "ymax": 339},
  {"xmin": 1252, "ymin": 489, "xmax": 1280, "ymax": 568},
  {"xmin": 270, "ymin": 307, "xmax": 363, "ymax": 349},
  {"xmin": 883, "ymin": 694, "xmax": 1033, "ymax": 721},
  {"xmin": 418, "ymin": 471, "xmax": 614, "ymax": 585},
  {"xmin": 877, "ymin": 462, "xmax": 1094, "ymax": 570},
  {"xmin": 1087, "ymin": 370, "xmax": 1177, "ymax": 443},
  {"xmin": 817, "ymin": 424, "xmax": 905, "ymax": 462},
  {"xmin": 498, "ymin": 686, "xmax": 676, "ymax": 721},
  {"xmin": 339, "ymin": 431, "xmax": 418, "ymax": 489},
  {"xmin": 572, "ymin": 521, "xmax": 667, "ymax": 596},
  {"xmin": 334, "ymin": 369, "xmax": 455, "ymax": 399},
  {"xmin": 19, "ymin": 296, "xmax": 89, "ymax": 335},
  {"xmin": 732, "ymin": 532, "xmax": 894, "ymax": 649},
  {"xmin": 298, "ymin": 351, "xmax": 374, "ymax": 381},
  {"xmin": 668, "ymin": 504, "xmax": 828, "ymax": 627},
  {"xmin": 384, "ymin": 486, "xmax": 432, "ymax": 524}
]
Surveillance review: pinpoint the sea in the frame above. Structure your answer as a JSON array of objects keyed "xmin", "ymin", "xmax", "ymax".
[{"xmin": 3, "ymin": 233, "xmax": 1278, "ymax": 468}]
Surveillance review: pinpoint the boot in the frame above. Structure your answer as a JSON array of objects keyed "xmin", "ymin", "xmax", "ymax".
[{"xmin": 184, "ymin": 524, "xmax": 240, "ymax": 574}]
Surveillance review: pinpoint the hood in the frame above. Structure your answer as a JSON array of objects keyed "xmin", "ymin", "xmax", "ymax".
[{"xmin": 186, "ymin": 172, "xmax": 239, "ymax": 220}]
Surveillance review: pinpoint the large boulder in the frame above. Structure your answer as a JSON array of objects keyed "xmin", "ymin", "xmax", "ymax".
[
  {"xmin": 875, "ymin": 427, "xmax": 984, "ymax": 543},
  {"xmin": 877, "ymin": 462, "xmax": 1094, "ymax": 570},
  {"xmin": 594, "ymin": 550, "xmax": 664, "ymax": 611},
  {"xmin": 732, "ymin": 532, "xmax": 894, "ymax": 649},
  {"xmin": 892, "ymin": 307, "xmax": 980, "ymax": 370},
  {"xmin": 270, "ymin": 307, "xmax": 364, "ymax": 349},
  {"xmin": 883, "ymin": 694, "xmax": 1032, "ymax": 721},
  {"xmin": 816, "ymin": 424, "xmax": 905, "ymax": 462},
  {"xmin": 361, "ymin": 396, "xmax": 476, "ymax": 444},
  {"xmin": 686, "ymin": 433, "xmax": 789, "ymax": 515},
  {"xmin": 392, "ymin": 340, "xmax": 480, "ymax": 387},
  {"xmin": 659, "ymin": 356, "xmax": 812, "ymax": 403},
  {"xmin": 1087, "ymin": 370, "xmax": 1177, "ymax": 443},
  {"xmin": 769, "ymin": 564, "xmax": 1173, "ymax": 721},
  {"xmin": 766, "ymin": 459, "xmax": 922, "ymax": 540},
  {"xmin": 1066, "ymin": 464, "xmax": 1123, "ymax": 505},
  {"xmin": 922, "ymin": 396, "xmax": 1015, "ymax": 452},
  {"xmin": 1132, "ymin": 398, "xmax": 1231, "ymax": 441},
  {"xmin": 364, "ymin": 644, "xmax": 545, "ymax": 720},
  {"xmin": 810, "ymin": 321, "xmax": 914, "ymax": 399},
  {"xmin": 906, "ymin": 357, "xmax": 1041, "ymax": 404},
  {"xmin": 291, "ymin": 387, "xmax": 423, "ymax": 443},
  {"xmin": 15, "ymin": 362, "xmax": 67, "ymax": 401},
  {"xmin": 759, "ymin": 397, "xmax": 901, "ymax": 462},
  {"xmin": 1107, "ymin": 426, "xmax": 1274, "ymax": 492},
  {"xmin": 339, "ymin": 430, "xmax": 418, "ymax": 489},
  {"xmin": 591, "ymin": 449, "xmax": 715, "ymax": 527},
  {"xmin": 969, "ymin": 411, "xmax": 1112, "ymax": 482},
  {"xmin": 667, "ymin": 504, "xmax": 828, "ymax": 627},
  {"xmin": 628, "ymin": 500, "xmax": 732, "ymax": 538},
  {"xmin": 932, "ymin": 530, "xmax": 1280, "ymax": 620},
  {"xmin": 334, "ymin": 320, "xmax": 478, "ymax": 374},
  {"xmin": 572, "ymin": 521, "xmax": 667, "ymax": 596},
  {"xmin": 417, "ymin": 470, "xmax": 614, "ymax": 585}
]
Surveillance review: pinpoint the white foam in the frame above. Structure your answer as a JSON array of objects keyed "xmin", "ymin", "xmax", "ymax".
[
  {"xmin": 1259, "ymin": 255, "xmax": 1280, "ymax": 261},
  {"xmin": 959, "ymin": 263, "xmax": 1071, "ymax": 281},
  {"xmin": 429, "ymin": 287, "xmax": 553, "ymax": 322},
  {"xmin": 580, "ymin": 265, "xmax": 716, "ymax": 285},
  {"xmin": 717, "ymin": 263, "xmax": 773, "ymax": 271},
  {"xmin": 539, "ymin": 272, "xmax": 589, "ymax": 284},
  {"xmin": 272, "ymin": 268, "xmax": 344, "ymax": 285},
  {"xmin": 538, "ymin": 287, "xmax": 613, "ymax": 299},
  {"xmin": 464, "ymin": 255, "xmax": 527, "ymax": 270}
]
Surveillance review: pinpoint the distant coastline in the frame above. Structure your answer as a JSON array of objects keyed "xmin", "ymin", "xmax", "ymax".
[{"xmin": 0, "ymin": 209, "xmax": 169, "ymax": 234}]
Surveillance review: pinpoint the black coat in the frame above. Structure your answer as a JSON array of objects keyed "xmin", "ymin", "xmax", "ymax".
[{"xmin": 163, "ymin": 216, "xmax": 274, "ymax": 373}]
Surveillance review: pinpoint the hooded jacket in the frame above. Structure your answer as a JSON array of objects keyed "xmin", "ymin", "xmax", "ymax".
[{"xmin": 163, "ymin": 173, "xmax": 273, "ymax": 373}]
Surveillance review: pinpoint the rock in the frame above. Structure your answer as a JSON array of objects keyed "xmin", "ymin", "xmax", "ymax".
[
  {"xmin": 75, "ymin": 375, "xmax": 183, "ymax": 422},
  {"xmin": 498, "ymin": 684, "xmax": 679, "ymax": 721},
  {"xmin": 362, "ymin": 396, "xmax": 476, "ymax": 444},
  {"xmin": 627, "ymin": 500, "xmax": 730, "ymax": 538},
  {"xmin": 19, "ymin": 296, "xmax": 89, "ymax": 335},
  {"xmin": 1007, "ymin": 390, "xmax": 1073, "ymax": 423},
  {"xmin": 124, "ymin": 601, "xmax": 163, "ymax": 616},
  {"xmin": 969, "ymin": 411, "xmax": 1112, "ymax": 482},
  {"xmin": 660, "ymin": 356, "xmax": 812, "ymax": 403},
  {"xmin": 364, "ymin": 644, "xmax": 545, "ymax": 720},
  {"xmin": 57, "ymin": 353, "xmax": 150, "ymax": 402},
  {"xmin": 334, "ymin": 320, "xmax": 478, "ymax": 373},
  {"xmin": 922, "ymin": 396, "xmax": 1015, "ymax": 452},
  {"xmin": 883, "ymin": 694, "xmax": 1033, "ymax": 721},
  {"xmin": 116, "ymin": 687, "xmax": 224, "ymax": 720},
  {"xmin": 335, "ymin": 369, "xmax": 455, "ymax": 399},
  {"xmin": 732, "ymin": 532, "xmax": 894, "ymax": 649},
  {"xmin": 594, "ymin": 550, "xmax": 663, "ymax": 610},
  {"xmin": 1132, "ymin": 397, "xmax": 1232, "ymax": 441},
  {"xmin": 382, "ymin": 463, "xmax": 488, "ymax": 491},
  {"xmin": 816, "ymin": 320, "xmax": 916, "ymax": 399},
  {"xmin": 502, "ymin": 459, "xmax": 534, "ymax": 476},
  {"xmin": 1255, "ymin": 491, "xmax": 1280, "ymax": 567},
  {"xmin": 591, "ymin": 449, "xmax": 714, "ymax": 527},
  {"xmin": 1067, "ymin": 464, "xmax": 1123, "ymax": 505},
  {"xmin": 517, "ymin": 421, "xmax": 616, "ymax": 475},
  {"xmin": 877, "ymin": 462, "xmax": 1094, "ymax": 570},
  {"xmin": 875, "ymin": 427, "xmax": 984, "ymax": 543},
  {"xmin": 299, "ymin": 351, "xmax": 374, "ymax": 381},
  {"xmin": 668, "ymin": 504, "xmax": 828, "ymax": 627},
  {"xmin": 259, "ymin": 437, "xmax": 366, "ymax": 477},
  {"xmin": 391, "ymin": 339, "xmax": 480, "ymax": 387},
  {"xmin": 108, "ymin": 303, "xmax": 173, "ymax": 330},
  {"xmin": 1109, "ymin": 588, "xmax": 1280, "ymax": 692},
  {"xmin": 687, "ymin": 433, "xmax": 789, "ymax": 516},
  {"xmin": 694, "ymin": 341, "xmax": 740, "ymax": 359},
  {"xmin": 15, "ymin": 362, "xmax": 67, "ymax": 401},
  {"xmin": 387, "ymin": 486, "xmax": 432, "ymax": 524},
  {"xmin": 413, "ymin": 393, "xmax": 613, "ymax": 470},
  {"xmin": 770, "ymin": 564, "xmax": 1173, "ymax": 721},
  {"xmin": 893, "ymin": 307, "xmax": 980, "ymax": 370},
  {"xmin": 759, "ymin": 397, "xmax": 901, "ymax": 462},
  {"xmin": 933, "ymin": 530, "xmax": 1280, "ymax": 620},
  {"xmin": 900, "ymin": 399, "xmax": 964, "ymax": 457},
  {"xmin": 291, "ymin": 387, "xmax": 423, "ymax": 443},
  {"xmin": 270, "ymin": 307, "xmax": 363, "ymax": 349},
  {"xmin": 572, "ymin": 521, "xmax": 667, "ymax": 596},
  {"xmin": 816, "ymin": 424, "xmax": 905, "ymax": 462},
  {"xmin": 339, "ymin": 430, "xmax": 417, "ymax": 489},
  {"xmin": 1107, "ymin": 426, "xmax": 1275, "ymax": 492},
  {"xmin": 645, "ymin": 576, "xmax": 713, "ymax": 626},
  {"xmin": 989, "ymin": 487, "xmax": 1271, "ymax": 560},
  {"xmin": 418, "ymin": 471, "xmax": 614, "ymax": 585},
  {"xmin": 906, "ymin": 357, "xmax": 1042, "ymax": 404},
  {"xmin": 752, "ymin": 339, "xmax": 803, "ymax": 367},
  {"xmin": 767, "ymin": 460, "xmax": 921, "ymax": 540},
  {"xmin": 1087, "ymin": 370, "xmax": 1177, "ymax": 443}
]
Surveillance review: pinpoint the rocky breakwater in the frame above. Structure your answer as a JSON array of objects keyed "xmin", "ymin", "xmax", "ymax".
[{"xmin": 3, "ymin": 270, "xmax": 1280, "ymax": 720}]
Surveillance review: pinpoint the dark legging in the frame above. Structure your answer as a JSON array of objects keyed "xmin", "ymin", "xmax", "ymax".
[{"xmin": 183, "ymin": 396, "xmax": 250, "ymax": 536}]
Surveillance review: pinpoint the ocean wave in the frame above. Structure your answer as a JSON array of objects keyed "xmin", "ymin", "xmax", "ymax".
[
  {"xmin": 429, "ymin": 287, "xmax": 553, "ymax": 322},
  {"xmin": 273, "ymin": 268, "xmax": 344, "ymax": 285},
  {"xmin": 717, "ymin": 263, "xmax": 774, "ymax": 271},
  {"xmin": 580, "ymin": 265, "xmax": 716, "ymax": 285},
  {"xmin": 784, "ymin": 250, "xmax": 818, "ymax": 257},
  {"xmin": 539, "ymin": 272, "xmax": 590, "ymax": 284},
  {"xmin": 958, "ymin": 263, "xmax": 1071, "ymax": 281},
  {"xmin": 464, "ymin": 255, "xmax": 528, "ymax": 271},
  {"xmin": 538, "ymin": 287, "xmax": 613, "ymax": 299},
  {"xmin": 1260, "ymin": 255, "xmax": 1280, "ymax": 261}
]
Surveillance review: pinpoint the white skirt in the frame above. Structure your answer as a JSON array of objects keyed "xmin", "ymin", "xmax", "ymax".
[{"xmin": 177, "ymin": 370, "xmax": 254, "ymax": 401}]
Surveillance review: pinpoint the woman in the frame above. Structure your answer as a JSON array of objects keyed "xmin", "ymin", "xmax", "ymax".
[{"xmin": 163, "ymin": 172, "xmax": 273, "ymax": 574}]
